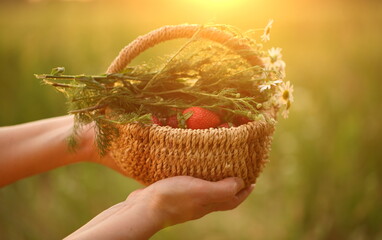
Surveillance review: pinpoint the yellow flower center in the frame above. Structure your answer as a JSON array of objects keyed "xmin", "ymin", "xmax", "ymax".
[{"xmin": 282, "ymin": 90, "xmax": 289, "ymax": 100}]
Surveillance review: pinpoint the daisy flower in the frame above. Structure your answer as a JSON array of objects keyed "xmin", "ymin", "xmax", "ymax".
[
  {"xmin": 275, "ymin": 81, "xmax": 294, "ymax": 118},
  {"xmin": 277, "ymin": 81, "xmax": 294, "ymax": 104},
  {"xmin": 262, "ymin": 46, "xmax": 286, "ymax": 78},
  {"xmin": 268, "ymin": 47, "xmax": 282, "ymax": 63},
  {"xmin": 261, "ymin": 19, "xmax": 274, "ymax": 42}
]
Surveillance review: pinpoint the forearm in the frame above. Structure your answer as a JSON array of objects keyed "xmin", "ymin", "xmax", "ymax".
[
  {"xmin": 65, "ymin": 197, "xmax": 164, "ymax": 240},
  {"xmin": 0, "ymin": 115, "xmax": 93, "ymax": 187}
]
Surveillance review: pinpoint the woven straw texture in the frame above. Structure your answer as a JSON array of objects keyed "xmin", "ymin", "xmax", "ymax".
[{"xmin": 107, "ymin": 24, "xmax": 277, "ymax": 186}]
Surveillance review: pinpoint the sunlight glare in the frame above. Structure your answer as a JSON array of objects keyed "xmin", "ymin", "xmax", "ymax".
[{"xmin": 190, "ymin": 0, "xmax": 249, "ymax": 11}]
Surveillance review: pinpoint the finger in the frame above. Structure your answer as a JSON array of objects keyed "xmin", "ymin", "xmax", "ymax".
[
  {"xmin": 234, "ymin": 184, "xmax": 255, "ymax": 203},
  {"xmin": 209, "ymin": 184, "xmax": 255, "ymax": 212},
  {"xmin": 204, "ymin": 177, "xmax": 245, "ymax": 202}
]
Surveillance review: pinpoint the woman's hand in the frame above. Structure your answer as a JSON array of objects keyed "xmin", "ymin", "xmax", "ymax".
[
  {"xmin": 78, "ymin": 118, "xmax": 125, "ymax": 175},
  {"xmin": 145, "ymin": 176, "xmax": 254, "ymax": 226},
  {"xmin": 65, "ymin": 176, "xmax": 254, "ymax": 240}
]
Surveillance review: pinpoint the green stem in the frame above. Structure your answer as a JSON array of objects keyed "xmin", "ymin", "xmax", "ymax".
[
  {"xmin": 69, "ymin": 104, "xmax": 107, "ymax": 114},
  {"xmin": 203, "ymin": 65, "xmax": 264, "ymax": 88},
  {"xmin": 142, "ymin": 26, "xmax": 204, "ymax": 91}
]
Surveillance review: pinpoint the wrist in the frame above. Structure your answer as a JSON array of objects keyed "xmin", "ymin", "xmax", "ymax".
[
  {"xmin": 127, "ymin": 202, "xmax": 166, "ymax": 239},
  {"xmin": 78, "ymin": 122, "xmax": 124, "ymax": 172},
  {"xmin": 76, "ymin": 122, "xmax": 98, "ymax": 162},
  {"xmin": 119, "ymin": 190, "xmax": 169, "ymax": 238}
]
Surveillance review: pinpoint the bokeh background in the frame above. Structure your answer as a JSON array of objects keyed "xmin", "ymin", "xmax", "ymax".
[{"xmin": 1, "ymin": 0, "xmax": 381, "ymax": 239}]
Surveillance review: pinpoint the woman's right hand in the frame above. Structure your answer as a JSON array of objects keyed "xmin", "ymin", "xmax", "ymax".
[{"xmin": 66, "ymin": 176, "xmax": 254, "ymax": 240}]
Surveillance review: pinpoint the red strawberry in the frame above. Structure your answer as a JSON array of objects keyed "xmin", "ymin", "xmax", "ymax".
[
  {"xmin": 233, "ymin": 116, "xmax": 252, "ymax": 126},
  {"xmin": 151, "ymin": 116, "xmax": 163, "ymax": 126},
  {"xmin": 218, "ymin": 122, "xmax": 235, "ymax": 128},
  {"xmin": 183, "ymin": 107, "xmax": 221, "ymax": 129},
  {"xmin": 218, "ymin": 123, "xmax": 230, "ymax": 128},
  {"xmin": 166, "ymin": 115, "xmax": 179, "ymax": 128}
]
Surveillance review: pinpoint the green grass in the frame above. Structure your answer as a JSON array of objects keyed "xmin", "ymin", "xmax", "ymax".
[{"xmin": 1, "ymin": 0, "xmax": 381, "ymax": 239}]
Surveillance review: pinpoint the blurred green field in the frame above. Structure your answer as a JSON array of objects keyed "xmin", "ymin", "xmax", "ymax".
[{"xmin": 1, "ymin": 0, "xmax": 381, "ymax": 239}]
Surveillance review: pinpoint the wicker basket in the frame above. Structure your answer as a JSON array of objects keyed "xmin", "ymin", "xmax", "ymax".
[{"xmin": 106, "ymin": 24, "xmax": 277, "ymax": 186}]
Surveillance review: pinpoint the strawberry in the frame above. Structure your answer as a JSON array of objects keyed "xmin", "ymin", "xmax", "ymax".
[
  {"xmin": 151, "ymin": 116, "xmax": 163, "ymax": 126},
  {"xmin": 183, "ymin": 107, "xmax": 221, "ymax": 129},
  {"xmin": 166, "ymin": 115, "xmax": 179, "ymax": 128},
  {"xmin": 233, "ymin": 116, "xmax": 252, "ymax": 126},
  {"xmin": 218, "ymin": 122, "xmax": 235, "ymax": 128}
]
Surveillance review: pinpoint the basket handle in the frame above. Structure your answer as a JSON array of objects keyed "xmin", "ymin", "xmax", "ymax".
[{"xmin": 106, "ymin": 24, "xmax": 263, "ymax": 74}]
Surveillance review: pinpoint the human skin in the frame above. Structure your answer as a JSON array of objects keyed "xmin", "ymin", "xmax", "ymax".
[
  {"xmin": 65, "ymin": 176, "xmax": 253, "ymax": 240},
  {"xmin": 0, "ymin": 115, "xmax": 254, "ymax": 239}
]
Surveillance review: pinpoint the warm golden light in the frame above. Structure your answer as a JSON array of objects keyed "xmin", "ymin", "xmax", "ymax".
[{"xmin": 189, "ymin": 0, "xmax": 249, "ymax": 11}]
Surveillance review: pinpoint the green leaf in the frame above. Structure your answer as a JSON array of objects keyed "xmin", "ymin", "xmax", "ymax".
[{"xmin": 178, "ymin": 111, "xmax": 193, "ymax": 129}]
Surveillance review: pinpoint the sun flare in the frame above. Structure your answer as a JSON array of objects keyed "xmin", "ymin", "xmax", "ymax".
[{"xmin": 190, "ymin": 0, "xmax": 249, "ymax": 11}]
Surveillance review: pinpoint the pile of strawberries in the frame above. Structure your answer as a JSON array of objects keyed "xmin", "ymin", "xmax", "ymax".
[{"xmin": 151, "ymin": 107, "xmax": 252, "ymax": 129}]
